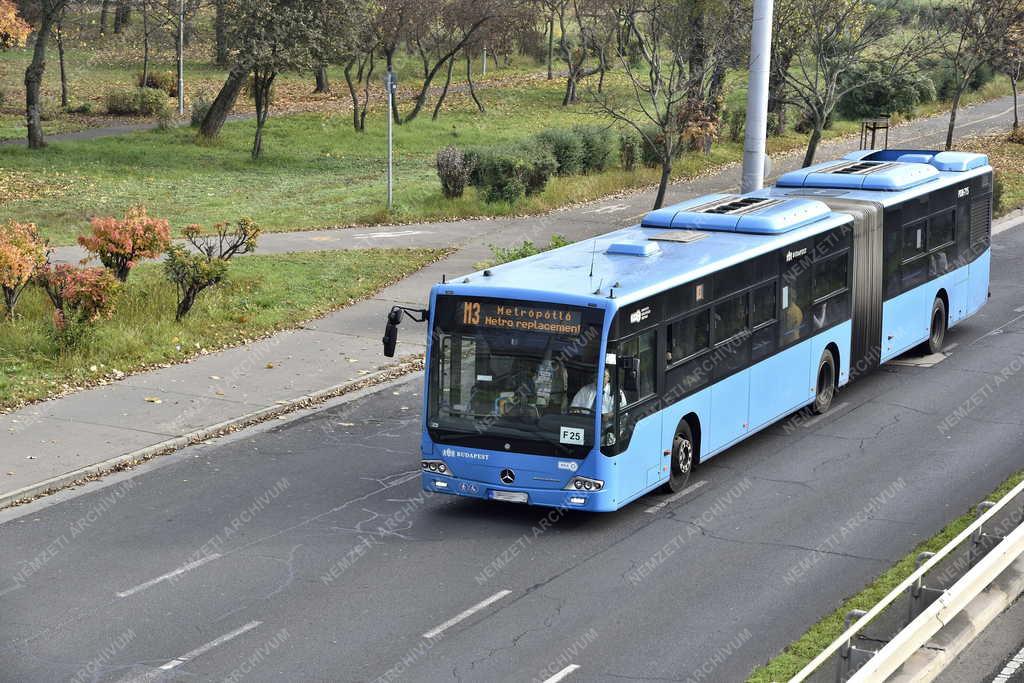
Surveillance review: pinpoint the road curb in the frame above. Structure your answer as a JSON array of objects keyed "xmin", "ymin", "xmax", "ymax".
[
  {"xmin": 889, "ymin": 555, "xmax": 1024, "ymax": 683},
  {"xmin": 0, "ymin": 357, "xmax": 424, "ymax": 511}
]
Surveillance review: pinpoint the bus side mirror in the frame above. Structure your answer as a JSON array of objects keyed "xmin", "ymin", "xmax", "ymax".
[
  {"xmin": 619, "ymin": 356, "xmax": 640, "ymax": 393},
  {"xmin": 382, "ymin": 308, "xmax": 403, "ymax": 357}
]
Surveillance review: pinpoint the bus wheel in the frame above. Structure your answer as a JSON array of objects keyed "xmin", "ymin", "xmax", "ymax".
[
  {"xmin": 811, "ymin": 350, "xmax": 836, "ymax": 415},
  {"xmin": 927, "ymin": 297, "xmax": 947, "ymax": 355},
  {"xmin": 665, "ymin": 422, "xmax": 694, "ymax": 493}
]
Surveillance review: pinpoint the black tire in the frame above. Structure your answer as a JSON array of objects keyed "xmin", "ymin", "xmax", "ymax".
[
  {"xmin": 927, "ymin": 297, "xmax": 947, "ymax": 355},
  {"xmin": 663, "ymin": 421, "xmax": 695, "ymax": 493},
  {"xmin": 812, "ymin": 349, "xmax": 836, "ymax": 415}
]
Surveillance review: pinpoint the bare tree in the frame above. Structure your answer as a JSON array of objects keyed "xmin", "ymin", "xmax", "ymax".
[
  {"xmin": 777, "ymin": 0, "xmax": 936, "ymax": 166},
  {"xmin": 934, "ymin": 0, "xmax": 1024, "ymax": 149},
  {"xmin": 25, "ymin": 0, "xmax": 68, "ymax": 148},
  {"xmin": 590, "ymin": 0, "xmax": 741, "ymax": 208},
  {"xmin": 993, "ymin": 24, "xmax": 1024, "ymax": 131}
]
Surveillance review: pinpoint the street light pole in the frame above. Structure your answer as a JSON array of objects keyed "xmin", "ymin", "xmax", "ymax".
[
  {"xmin": 177, "ymin": 0, "xmax": 185, "ymax": 116},
  {"xmin": 740, "ymin": 0, "xmax": 774, "ymax": 193},
  {"xmin": 386, "ymin": 69, "xmax": 396, "ymax": 212}
]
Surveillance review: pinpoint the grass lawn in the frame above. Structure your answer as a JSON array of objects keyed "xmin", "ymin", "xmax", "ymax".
[
  {"xmin": 955, "ymin": 132, "xmax": 1024, "ymax": 218},
  {"xmin": 0, "ymin": 247, "xmax": 446, "ymax": 411},
  {"xmin": 747, "ymin": 468, "xmax": 1024, "ymax": 682}
]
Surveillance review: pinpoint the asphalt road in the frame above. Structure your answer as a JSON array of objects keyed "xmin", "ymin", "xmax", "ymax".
[{"xmin": 2, "ymin": 227, "xmax": 1023, "ymax": 682}]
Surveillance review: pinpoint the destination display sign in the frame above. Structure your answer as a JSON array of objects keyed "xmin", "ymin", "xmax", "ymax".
[{"xmin": 460, "ymin": 300, "xmax": 583, "ymax": 335}]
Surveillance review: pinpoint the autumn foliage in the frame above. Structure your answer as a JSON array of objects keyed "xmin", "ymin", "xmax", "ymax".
[
  {"xmin": 0, "ymin": 220, "xmax": 47, "ymax": 318},
  {"xmin": 0, "ymin": 0, "xmax": 31, "ymax": 50},
  {"xmin": 78, "ymin": 206, "xmax": 172, "ymax": 281},
  {"xmin": 37, "ymin": 264, "xmax": 119, "ymax": 337}
]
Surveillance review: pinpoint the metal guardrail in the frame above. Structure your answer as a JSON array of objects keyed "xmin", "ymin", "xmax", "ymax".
[{"xmin": 790, "ymin": 478, "xmax": 1024, "ymax": 683}]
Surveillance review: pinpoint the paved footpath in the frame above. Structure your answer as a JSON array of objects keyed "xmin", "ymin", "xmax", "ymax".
[{"xmin": 3, "ymin": 94, "xmax": 1020, "ymax": 508}]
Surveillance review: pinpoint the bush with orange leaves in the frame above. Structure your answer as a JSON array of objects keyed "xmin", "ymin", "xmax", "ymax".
[
  {"xmin": 0, "ymin": 220, "xmax": 48, "ymax": 319},
  {"xmin": 0, "ymin": 1, "xmax": 30, "ymax": 50},
  {"xmin": 37, "ymin": 264, "xmax": 119, "ymax": 344},
  {"xmin": 78, "ymin": 206, "xmax": 172, "ymax": 281}
]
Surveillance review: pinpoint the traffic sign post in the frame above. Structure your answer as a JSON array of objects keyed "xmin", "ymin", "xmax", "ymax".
[{"xmin": 385, "ymin": 70, "xmax": 397, "ymax": 212}]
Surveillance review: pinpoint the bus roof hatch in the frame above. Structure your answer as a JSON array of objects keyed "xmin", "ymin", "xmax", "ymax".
[{"xmin": 641, "ymin": 194, "xmax": 831, "ymax": 235}]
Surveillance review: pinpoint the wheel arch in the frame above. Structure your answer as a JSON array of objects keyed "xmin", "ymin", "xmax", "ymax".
[
  {"xmin": 676, "ymin": 413, "xmax": 702, "ymax": 465},
  {"xmin": 825, "ymin": 342, "xmax": 840, "ymax": 388}
]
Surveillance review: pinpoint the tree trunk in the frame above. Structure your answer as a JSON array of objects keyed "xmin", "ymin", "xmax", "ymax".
[
  {"xmin": 945, "ymin": 87, "xmax": 964, "ymax": 151},
  {"xmin": 562, "ymin": 74, "xmax": 576, "ymax": 106},
  {"xmin": 653, "ymin": 160, "xmax": 671, "ymax": 209},
  {"xmin": 214, "ymin": 0, "xmax": 228, "ymax": 66},
  {"xmin": 803, "ymin": 124, "xmax": 823, "ymax": 167},
  {"xmin": 114, "ymin": 0, "xmax": 130, "ymax": 33},
  {"xmin": 344, "ymin": 60, "xmax": 362, "ymax": 131},
  {"xmin": 546, "ymin": 17, "xmax": 554, "ymax": 80},
  {"xmin": 404, "ymin": 52, "xmax": 457, "ymax": 124},
  {"xmin": 199, "ymin": 63, "xmax": 248, "ymax": 140},
  {"xmin": 1011, "ymin": 77, "xmax": 1019, "ymax": 130},
  {"xmin": 251, "ymin": 70, "xmax": 275, "ymax": 159},
  {"xmin": 141, "ymin": 1, "xmax": 150, "ymax": 89},
  {"xmin": 314, "ymin": 64, "xmax": 330, "ymax": 94},
  {"xmin": 432, "ymin": 56, "xmax": 454, "ymax": 120},
  {"xmin": 466, "ymin": 52, "xmax": 484, "ymax": 113},
  {"xmin": 100, "ymin": 0, "xmax": 111, "ymax": 35},
  {"xmin": 25, "ymin": 8, "xmax": 58, "ymax": 149},
  {"xmin": 57, "ymin": 19, "xmax": 68, "ymax": 109}
]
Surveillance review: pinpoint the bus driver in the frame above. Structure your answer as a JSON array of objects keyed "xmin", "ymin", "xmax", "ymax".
[{"xmin": 571, "ymin": 368, "xmax": 627, "ymax": 415}]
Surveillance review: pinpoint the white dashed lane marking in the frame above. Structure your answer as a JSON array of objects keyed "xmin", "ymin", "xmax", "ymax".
[{"xmin": 422, "ymin": 590, "xmax": 512, "ymax": 639}]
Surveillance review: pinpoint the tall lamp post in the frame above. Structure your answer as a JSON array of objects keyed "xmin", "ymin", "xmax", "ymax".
[
  {"xmin": 740, "ymin": 0, "xmax": 774, "ymax": 193},
  {"xmin": 177, "ymin": 0, "xmax": 185, "ymax": 116},
  {"xmin": 386, "ymin": 69, "xmax": 397, "ymax": 212}
]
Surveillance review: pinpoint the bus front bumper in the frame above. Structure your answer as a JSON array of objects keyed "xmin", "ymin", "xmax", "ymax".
[{"xmin": 421, "ymin": 473, "xmax": 613, "ymax": 511}]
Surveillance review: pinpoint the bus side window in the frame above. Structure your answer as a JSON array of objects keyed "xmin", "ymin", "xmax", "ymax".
[
  {"xmin": 927, "ymin": 211, "xmax": 955, "ymax": 276},
  {"xmin": 902, "ymin": 220, "xmax": 928, "ymax": 290},
  {"xmin": 781, "ymin": 267, "xmax": 811, "ymax": 346},
  {"xmin": 667, "ymin": 309, "xmax": 710, "ymax": 364},
  {"xmin": 617, "ymin": 330, "xmax": 657, "ymax": 405},
  {"xmin": 750, "ymin": 283, "xmax": 777, "ymax": 361}
]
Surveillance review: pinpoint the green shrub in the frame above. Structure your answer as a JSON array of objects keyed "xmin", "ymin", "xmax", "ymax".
[
  {"xmin": 619, "ymin": 130, "xmax": 641, "ymax": 171},
  {"xmin": 837, "ymin": 62, "xmax": 936, "ymax": 119},
  {"xmin": 463, "ymin": 147, "xmax": 484, "ymax": 187},
  {"xmin": 106, "ymin": 87, "xmax": 169, "ymax": 117},
  {"xmin": 137, "ymin": 70, "xmax": 178, "ymax": 97},
  {"xmin": 489, "ymin": 234, "xmax": 572, "ymax": 266},
  {"xmin": 436, "ymin": 145, "xmax": 473, "ymax": 199},
  {"xmin": 726, "ymin": 108, "xmax": 745, "ymax": 142},
  {"xmin": 190, "ymin": 93, "xmax": 212, "ymax": 127},
  {"xmin": 472, "ymin": 143, "xmax": 556, "ymax": 204},
  {"xmin": 573, "ymin": 125, "xmax": 615, "ymax": 172},
  {"xmin": 536, "ymin": 128, "xmax": 585, "ymax": 176},
  {"xmin": 638, "ymin": 127, "xmax": 682, "ymax": 168},
  {"xmin": 66, "ymin": 101, "xmax": 93, "ymax": 114}
]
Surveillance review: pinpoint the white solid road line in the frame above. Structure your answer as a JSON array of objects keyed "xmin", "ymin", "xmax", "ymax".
[
  {"xmin": 353, "ymin": 230, "xmax": 427, "ymax": 239},
  {"xmin": 645, "ymin": 480, "xmax": 708, "ymax": 514},
  {"xmin": 157, "ymin": 620, "xmax": 262, "ymax": 671},
  {"xmin": 116, "ymin": 553, "xmax": 223, "ymax": 598},
  {"xmin": 422, "ymin": 589, "xmax": 512, "ymax": 639},
  {"xmin": 542, "ymin": 664, "xmax": 581, "ymax": 683}
]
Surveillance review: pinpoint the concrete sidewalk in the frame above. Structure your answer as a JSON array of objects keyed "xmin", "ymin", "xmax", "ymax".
[{"xmin": 1, "ymin": 95, "xmax": 1020, "ymax": 508}]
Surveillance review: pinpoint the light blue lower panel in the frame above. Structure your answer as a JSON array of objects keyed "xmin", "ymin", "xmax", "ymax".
[
  {"xmin": 749, "ymin": 343, "xmax": 811, "ymax": 429},
  {"xmin": 708, "ymin": 370, "xmax": 750, "ymax": 453}
]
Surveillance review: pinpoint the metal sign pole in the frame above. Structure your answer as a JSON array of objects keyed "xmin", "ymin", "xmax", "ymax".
[
  {"xmin": 177, "ymin": 0, "xmax": 185, "ymax": 115},
  {"xmin": 386, "ymin": 70, "xmax": 395, "ymax": 212}
]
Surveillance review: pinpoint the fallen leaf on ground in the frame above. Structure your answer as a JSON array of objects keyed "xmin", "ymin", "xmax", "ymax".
[{"xmin": 144, "ymin": 396, "xmax": 162, "ymax": 404}]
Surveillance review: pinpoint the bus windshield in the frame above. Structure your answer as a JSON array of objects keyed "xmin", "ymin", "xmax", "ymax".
[{"xmin": 428, "ymin": 296, "xmax": 604, "ymax": 457}]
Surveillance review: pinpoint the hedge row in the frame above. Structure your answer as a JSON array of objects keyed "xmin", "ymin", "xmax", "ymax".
[{"xmin": 436, "ymin": 125, "xmax": 616, "ymax": 204}]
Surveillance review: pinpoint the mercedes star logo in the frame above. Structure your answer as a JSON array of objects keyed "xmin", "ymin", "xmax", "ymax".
[{"xmin": 500, "ymin": 469, "xmax": 516, "ymax": 484}]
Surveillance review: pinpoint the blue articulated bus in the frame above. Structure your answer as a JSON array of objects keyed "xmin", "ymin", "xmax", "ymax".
[{"xmin": 382, "ymin": 149, "xmax": 993, "ymax": 512}]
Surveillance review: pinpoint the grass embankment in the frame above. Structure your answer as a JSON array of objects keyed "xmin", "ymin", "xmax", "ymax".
[
  {"xmin": 955, "ymin": 132, "xmax": 1024, "ymax": 219},
  {"xmin": 747, "ymin": 468, "xmax": 1024, "ymax": 682},
  {"xmin": 0, "ymin": 248, "xmax": 445, "ymax": 410}
]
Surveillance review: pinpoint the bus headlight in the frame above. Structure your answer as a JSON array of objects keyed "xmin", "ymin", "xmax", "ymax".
[{"xmin": 566, "ymin": 476, "xmax": 604, "ymax": 491}]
